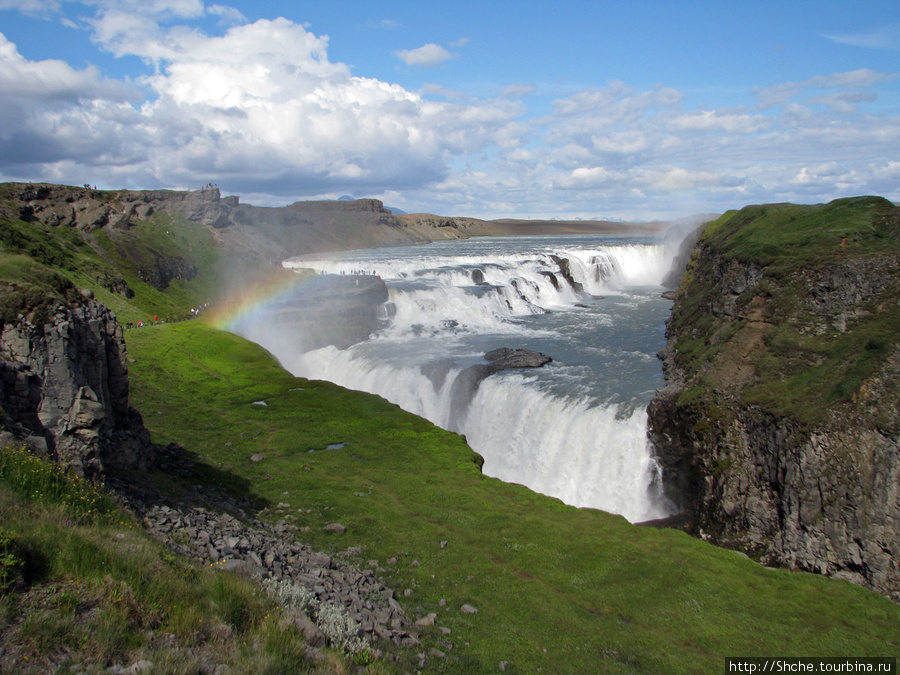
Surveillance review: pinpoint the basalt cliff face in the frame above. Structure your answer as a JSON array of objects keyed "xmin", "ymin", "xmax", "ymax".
[
  {"xmin": 648, "ymin": 197, "xmax": 900, "ymax": 601},
  {"xmin": 0, "ymin": 299, "xmax": 153, "ymax": 478}
]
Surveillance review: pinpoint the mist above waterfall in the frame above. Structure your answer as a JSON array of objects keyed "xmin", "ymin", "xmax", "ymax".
[{"xmin": 230, "ymin": 234, "xmax": 680, "ymax": 522}]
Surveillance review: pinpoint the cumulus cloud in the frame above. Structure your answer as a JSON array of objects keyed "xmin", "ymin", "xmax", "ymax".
[
  {"xmin": 0, "ymin": 11, "xmax": 519, "ymax": 198},
  {"xmin": 554, "ymin": 166, "xmax": 613, "ymax": 189},
  {"xmin": 0, "ymin": 31, "xmax": 140, "ymax": 169},
  {"xmin": 394, "ymin": 43, "xmax": 457, "ymax": 67},
  {"xmin": 0, "ymin": 2, "xmax": 898, "ymax": 219}
]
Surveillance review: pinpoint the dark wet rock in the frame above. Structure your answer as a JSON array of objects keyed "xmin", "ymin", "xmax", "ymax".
[
  {"xmin": 484, "ymin": 347, "xmax": 552, "ymax": 370},
  {"xmin": 446, "ymin": 348, "xmax": 552, "ymax": 428},
  {"xmin": 549, "ymin": 254, "xmax": 583, "ymax": 292}
]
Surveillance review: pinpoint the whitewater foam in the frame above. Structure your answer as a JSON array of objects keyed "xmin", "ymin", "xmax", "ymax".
[{"xmin": 234, "ymin": 234, "xmax": 678, "ymax": 522}]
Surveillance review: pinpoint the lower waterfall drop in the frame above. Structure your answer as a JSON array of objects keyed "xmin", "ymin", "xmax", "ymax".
[{"xmin": 230, "ymin": 234, "xmax": 679, "ymax": 523}]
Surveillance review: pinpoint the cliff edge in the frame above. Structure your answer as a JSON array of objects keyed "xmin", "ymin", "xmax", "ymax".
[
  {"xmin": 648, "ymin": 196, "xmax": 900, "ymax": 600},
  {"xmin": 0, "ymin": 293, "xmax": 153, "ymax": 479}
]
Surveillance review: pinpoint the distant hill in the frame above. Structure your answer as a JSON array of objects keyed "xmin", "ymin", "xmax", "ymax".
[{"xmin": 0, "ymin": 182, "xmax": 676, "ymax": 324}]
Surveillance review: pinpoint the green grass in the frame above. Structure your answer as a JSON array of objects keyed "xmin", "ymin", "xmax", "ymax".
[
  {"xmin": 671, "ymin": 196, "xmax": 900, "ymax": 425},
  {"xmin": 0, "ymin": 444, "xmax": 374, "ymax": 674},
  {"xmin": 0, "ymin": 188, "xmax": 221, "ymax": 328},
  {"xmin": 701, "ymin": 196, "xmax": 899, "ymax": 275},
  {"xmin": 123, "ymin": 320, "xmax": 900, "ymax": 674}
]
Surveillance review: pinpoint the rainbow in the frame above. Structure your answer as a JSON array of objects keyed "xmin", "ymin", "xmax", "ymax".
[{"xmin": 207, "ymin": 268, "xmax": 319, "ymax": 332}]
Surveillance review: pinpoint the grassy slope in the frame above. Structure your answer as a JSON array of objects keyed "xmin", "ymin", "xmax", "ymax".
[
  {"xmin": 670, "ymin": 196, "xmax": 900, "ymax": 426},
  {"xmin": 0, "ymin": 446, "xmax": 365, "ymax": 674},
  {"xmin": 0, "ymin": 187, "xmax": 219, "ymax": 327},
  {"xmin": 124, "ymin": 321, "xmax": 900, "ymax": 674}
]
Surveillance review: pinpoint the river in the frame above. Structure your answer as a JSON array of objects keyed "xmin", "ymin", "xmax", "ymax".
[{"xmin": 229, "ymin": 233, "xmax": 681, "ymax": 522}]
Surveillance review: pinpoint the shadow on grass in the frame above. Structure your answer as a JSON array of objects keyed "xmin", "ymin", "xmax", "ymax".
[{"xmin": 110, "ymin": 442, "xmax": 270, "ymax": 518}]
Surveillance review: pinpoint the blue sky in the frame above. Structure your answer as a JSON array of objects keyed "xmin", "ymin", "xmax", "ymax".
[{"xmin": 0, "ymin": 1, "xmax": 898, "ymax": 220}]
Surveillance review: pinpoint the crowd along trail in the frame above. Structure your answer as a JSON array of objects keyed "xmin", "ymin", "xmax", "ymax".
[{"xmin": 228, "ymin": 233, "xmax": 686, "ymax": 523}]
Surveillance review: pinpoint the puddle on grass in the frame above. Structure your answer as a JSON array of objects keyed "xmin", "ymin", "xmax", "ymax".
[{"xmin": 308, "ymin": 442, "xmax": 348, "ymax": 453}]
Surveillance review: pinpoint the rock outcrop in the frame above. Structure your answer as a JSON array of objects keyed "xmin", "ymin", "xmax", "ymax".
[
  {"xmin": 0, "ymin": 300, "xmax": 153, "ymax": 478},
  {"xmin": 8, "ymin": 183, "xmax": 233, "ymax": 232},
  {"xmin": 444, "ymin": 348, "xmax": 553, "ymax": 429},
  {"xmin": 648, "ymin": 197, "xmax": 900, "ymax": 601}
]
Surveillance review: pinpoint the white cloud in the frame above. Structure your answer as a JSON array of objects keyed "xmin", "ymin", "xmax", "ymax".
[
  {"xmin": 554, "ymin": 166, "xmax": 613, "ymax": 189},
  {"xmin": 0, "ymin": 14, "xmax": 521, "ymax": 198},
  {"xmin": 591, "ymin": 131, "xmax": 649, "ymax": 155},
  {"xmin": 207, "ymin": 4, "xmax": 246, "ymax": 25},
  {"xmin": 752, "ymin": 69, "xmax": 897, "ymax": 109},
  {"xmin": 823, "ymin": 23, "xmax": 900, "ymax": 50},
  {"xmin": 647, "ymin": 167, "xmax": 721, "ymax": 192},
  {"xmin": 394, "ymin": 43, "xmax": 457, "ymax": 67},
  {"xmin": 669, "ymin": 110, "xmax": 771, "ymax": 135},
  {"xmin": 0, "ymin": 32, "xmax": 132, "ymax": 106},
  {"xmin": 807, "ymin": 91, "xmax": 878, "ymax": 115}
]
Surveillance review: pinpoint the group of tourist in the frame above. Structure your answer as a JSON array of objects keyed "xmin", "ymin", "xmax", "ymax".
[{"xmin": 126, "ymin": 303, "xmax": 210, "ymax": 329}]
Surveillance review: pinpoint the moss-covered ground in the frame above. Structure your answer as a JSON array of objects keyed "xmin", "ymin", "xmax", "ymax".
[
  {"xmin": 122, "ymin": 320, "xmax": 900, "ymax": 673},
  {"xmin": 669, "ymin": 196, "xmax": 900, "ymax": 426}
]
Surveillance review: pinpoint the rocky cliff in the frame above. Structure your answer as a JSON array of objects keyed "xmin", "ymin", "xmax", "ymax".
[
  {"xmin": 648, "ymin": 196, "xmax": 900, "ymax": 600},
  {"xmin": 0, "ymin": 298, "xmax": 153, "ymax": 478}
]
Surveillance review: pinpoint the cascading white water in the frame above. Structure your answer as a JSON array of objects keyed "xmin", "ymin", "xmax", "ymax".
[
  {"xmin": 233, "ymin": 234, "xmax": 678, "ymax": 523},
  {"xmin": 463, "ymin": 377, "xmax": 666, "ymax": 521}
]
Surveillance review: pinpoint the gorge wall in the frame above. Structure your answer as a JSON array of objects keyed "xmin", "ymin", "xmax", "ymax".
[
  {"xmin": 648, "ymin": 196, "xmax": 900, "ymax": 601},
  {"xmin": 0, "ymin": 298, "xmax": 153, "ymax": 479}
]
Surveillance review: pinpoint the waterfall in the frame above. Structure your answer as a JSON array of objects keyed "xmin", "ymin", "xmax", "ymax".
[{"xmin": 233, "ymin": 234, "xmax": 677, "ymax": 522}]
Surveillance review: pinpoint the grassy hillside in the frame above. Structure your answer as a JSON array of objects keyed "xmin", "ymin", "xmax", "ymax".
[
  {"xmin": 0, "ymin": 185, "xmax": 219, "ymax": 328},
  {"xmin": 122, "ymin": 320, "xmax": 900, "ymax": 673},
  {"xmin": 669, "ymin": 195, "xmax": 900, "ymax": 427},
  {"xmin": 0, "ymin": 443, "xmax": 376, "ymax": 673}
]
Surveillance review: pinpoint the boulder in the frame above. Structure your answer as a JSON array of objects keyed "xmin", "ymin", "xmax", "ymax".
[{"xmin": 447, "ymin": 348, "xmax": 552, "ymax": 426}]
